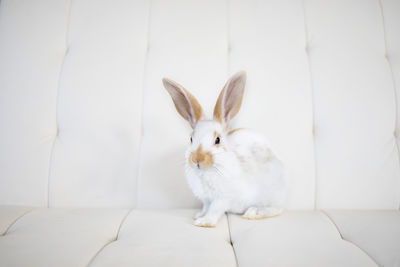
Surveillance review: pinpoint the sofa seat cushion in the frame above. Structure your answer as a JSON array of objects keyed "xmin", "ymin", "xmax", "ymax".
[
  {"xmin": 228, "ymin": 211, "xmax": 377, "ymax": 267},
  {"xmin": 89, "ymin": 209, "xmax": 237, "ymax": 267},
  {"xmin": 0, "ymin": 207, "xmax": 129, "ymax": 267},
  {"xmin": 0, "ymin": 206, "xmax": 34, "ymax": 235},
  {"xmin": 1, "ymin": 207, "xmax": 398, "ymax": 267},
  {"xmin": 324, "ymin": 210, "xmax": 400, "ymax": 267}
]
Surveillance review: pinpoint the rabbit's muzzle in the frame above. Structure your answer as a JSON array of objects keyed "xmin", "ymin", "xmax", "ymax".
[{"xmin": 189, "ymin": 145, "xmax": 214, "ymax": 169}]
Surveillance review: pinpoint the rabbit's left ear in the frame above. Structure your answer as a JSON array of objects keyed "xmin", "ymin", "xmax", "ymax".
[
  {"xmin": 163, "ymin": 78, "xmax": 204, "ymax": 128},
  {"xmin": 213, "ymin": 71, "xmax": 246, "ymax": 129}
]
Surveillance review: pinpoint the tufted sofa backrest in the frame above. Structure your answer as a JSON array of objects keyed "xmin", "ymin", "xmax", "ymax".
[{"xmin": 0, "ymin": 0, "xmax": 399, "ymax": 210}]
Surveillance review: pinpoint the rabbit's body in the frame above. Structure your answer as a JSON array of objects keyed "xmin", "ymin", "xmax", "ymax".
[
  {"xmin": 163, "ymin": 71, "xmax": 286, "ymax": 227},
  {"xmin": 185, "ymin": 127, "xmax": 285, "ymax": 216}
]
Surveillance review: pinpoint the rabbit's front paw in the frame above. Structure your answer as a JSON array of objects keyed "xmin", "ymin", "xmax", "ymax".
[
  {"xmin": 193, "ymin": 210, "xmax": 205, "ymax": 219},
  {"xmin": 194, "ymin": 217, "xmax": 216, "ymax": 228},
  {"xmin": 242, "ymin": 206, "xmax": 283, "ymax": 220}
]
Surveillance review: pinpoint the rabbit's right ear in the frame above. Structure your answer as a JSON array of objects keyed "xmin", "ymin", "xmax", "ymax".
[
  {"xmin": 213, "ymin": 71, "xmax": 246, "ymax": 129},
  {"xmin": 162, "ymin": 78, "xmax": 204, "ymax": 128}
]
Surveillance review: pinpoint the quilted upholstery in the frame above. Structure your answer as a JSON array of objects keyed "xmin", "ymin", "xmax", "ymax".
[
  {"xmin": 0, "ymin": 208, "xmax": 129, "ymax": 267},
  {"xmin": 0, "ymin": 0, "xmax": 69, "ymax": 206},
  {"xmin": 307, "ymin": 0, "xmax": 400, "ymax": 209},
  {"xmin": 228, "ymin": 211, "xmax": 377, "ymax": 266},
  {"xmin": 0, "ymin": 206, "xmax": 33, "ymax": 235},
  {"xmin": 324, "ymin": 210, "xmax": 400, "ymax": 267},
  {"xmin": 1, "ymin": 0, "xmax": 400, "ymax": 209},
  {"xmin": 0, "ymin": 0, "xmax": 400, "ymax": 266},
  {"xmin": 5, "ymin": 207, "xmax": 400, "ymax": 267},
  {"xmin": 89, "ymin": 209, "xmax": 236, "ymax": 267}
]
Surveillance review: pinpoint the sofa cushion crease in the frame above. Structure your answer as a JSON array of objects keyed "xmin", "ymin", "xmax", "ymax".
[
  {"xmin": 0, "ymin": 208, "xmax": 129, "ymax": 267},
  {"xmin": 0, "ymin": 206, "xmax": 35, "ymax": 236},
  {"xmin": 88, "ymin": 209, "xmax": 237, "ymax": 267},
  {"xmin": 324, "ymin": 210, "xmax": 400, "ymax": 267},
  {"xmin": 228, "ymin": 211, "xmax": 378, "ymax": 267}
]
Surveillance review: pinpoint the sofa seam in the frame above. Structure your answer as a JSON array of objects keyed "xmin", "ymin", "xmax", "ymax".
[
  {"xmin": 321, "ymin": 210, "xmax": 379, "ymax": 266},
  {"xmin": 377, "ymin": 0, "xmax": 400, "ymax": 211},
  {"xmin": 225, "ymin": 3, "xmax": 237, "ymax": 265},
  {"xmin": 86, "ymin": 209, "xmax": 133, "ymax": 267},
  {"xmin": 46, "ymin": 0, "xmax": 73, "ymax": 208},
  {"xmin": 135, "ymin": 0, "xmax": 152, "ymax": 208},
  {"xmin": 115, "ymin": 209, "xmax": 132, "ymax": 240},
  {"xmin": 226, "ymin": 213, "xmax": 239, "ymax": 267},
  {"xmin": 226, "ymin": 0, "xmax": 231, "ymax": 76},
  {"xmin": 1, "ymin": 209, "xmax": 35, "ymax": 236},
  {"xmin": 302, "ymin": 0, "xmax": 319, "ymax": 210}
]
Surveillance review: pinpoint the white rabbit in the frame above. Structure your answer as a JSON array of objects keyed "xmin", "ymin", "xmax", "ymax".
[{"xmin": 162, "ymin": 71, "xmax": 286, "ymax": 227}]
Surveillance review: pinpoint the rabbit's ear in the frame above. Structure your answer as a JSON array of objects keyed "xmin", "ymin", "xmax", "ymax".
[
  {"xmin": 163, "ymin": 78, "xmax": 204, "ymax": 128},
  {"xmin": 213, "ymin": 71, "xmax": 246, "ymax": 128}
]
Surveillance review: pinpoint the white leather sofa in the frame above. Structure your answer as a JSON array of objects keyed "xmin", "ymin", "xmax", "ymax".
[{"xmin": 1, "ymin": 0, "xmax": 399, "ymax": 266}]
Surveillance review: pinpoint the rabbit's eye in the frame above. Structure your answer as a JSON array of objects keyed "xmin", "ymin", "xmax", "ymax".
[
  {"xmin": 190, "ymin": 136, "xmax": 193, "ymax": 143},
  {"xmin": 215, "ymin": 137, "xmax": 220, "ymax": 145}
]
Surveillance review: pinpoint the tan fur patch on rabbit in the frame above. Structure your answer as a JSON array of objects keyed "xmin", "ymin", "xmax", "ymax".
[
  {"xmin": 184, "ymin": 88, "xmax": 203, "ymax": 122},
  {"xmin": 252, "ymin": 147, "xmax": 272, "ymax": 164},
  {"xmin": 190, "ymin": 145, "xmax": 214, "ymax": 168},
  {"xmin": 228, "ymin": 128, "xmax": 244, "ymax": 135}
]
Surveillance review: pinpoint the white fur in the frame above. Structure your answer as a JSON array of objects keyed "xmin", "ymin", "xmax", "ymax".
[
  {"xmin": 163, "ymin": 71, "xmax": 286, "ymax": 227},
  {"xmin": 185, "ymin": 121, "xmax": 286, "ymax": 227}
]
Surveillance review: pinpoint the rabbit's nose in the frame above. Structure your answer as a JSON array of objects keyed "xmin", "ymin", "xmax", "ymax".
[
  {"xmin": 190, "ymin": 145, "xmax": 214, "ymax": 169},
  {"xmin": 191, "ymin": 157, "xmax": 201, "ymax": 169}
]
